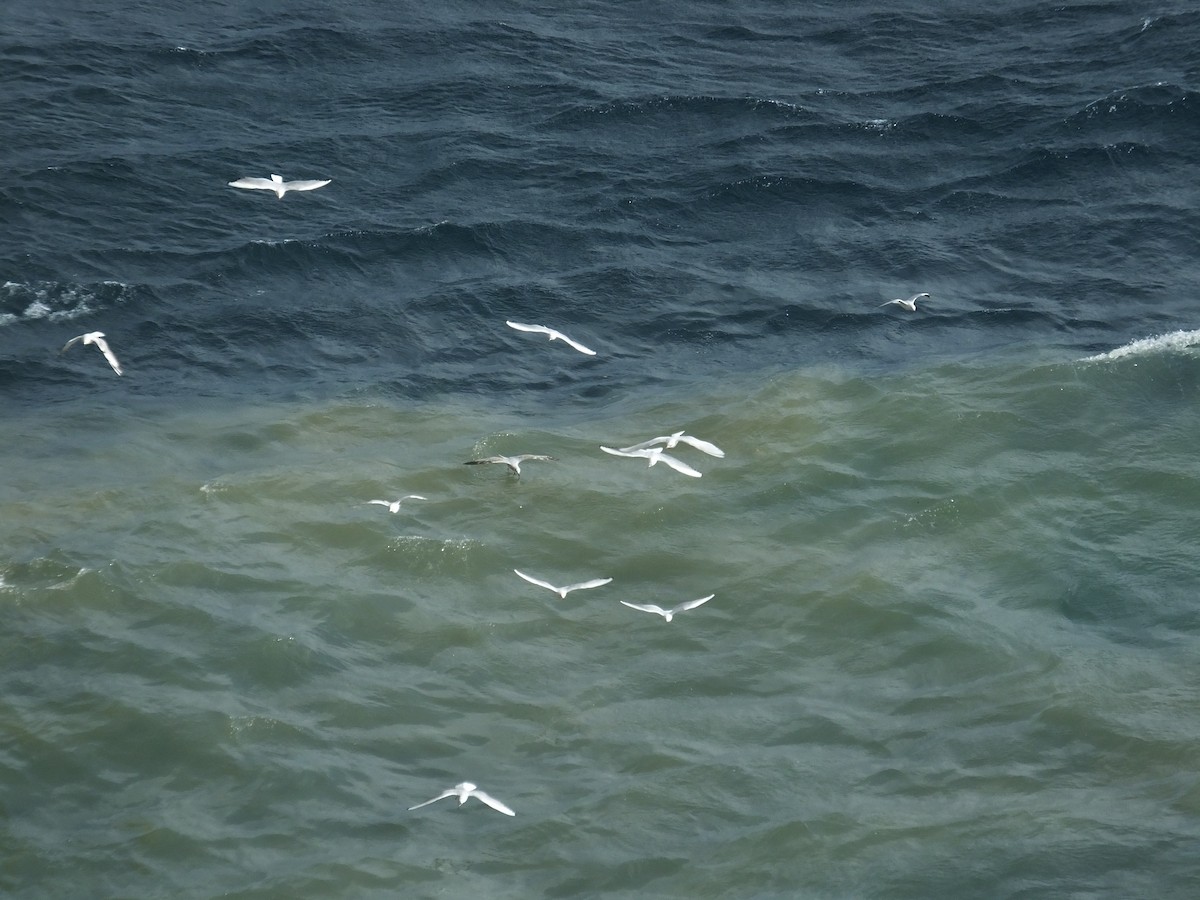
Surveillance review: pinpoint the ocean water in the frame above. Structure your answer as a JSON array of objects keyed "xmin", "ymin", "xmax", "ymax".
[{"xmin": 3, "ymin": 2, "xmax": 1200, "ymax": 897}]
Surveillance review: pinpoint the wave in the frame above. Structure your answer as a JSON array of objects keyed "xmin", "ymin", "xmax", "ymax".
[
  {"xmin": 1065, "ymin": 83, "xmax": 1200, "ymax": 144},
  {"xmin": 1080, "ymin": 328, "xmax": 1200, "ymax": 362},
  {"xmin": 545, "ymin": 93, "xmax": 818, "ymax": 129}
]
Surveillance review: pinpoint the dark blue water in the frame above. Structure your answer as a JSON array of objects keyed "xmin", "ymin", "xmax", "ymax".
[
  {"xmin": 4, "ymin": 3, "xmax": 1200, "ymax": 897},
  {"xmin": 5, "ymin": 1, "xmax": 1200, "ymax": 406}
]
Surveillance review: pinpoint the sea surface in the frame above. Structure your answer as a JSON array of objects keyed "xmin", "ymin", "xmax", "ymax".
[{"xmin": 3, "ymin": 1, "xmax": 1200, "ymax": 897}]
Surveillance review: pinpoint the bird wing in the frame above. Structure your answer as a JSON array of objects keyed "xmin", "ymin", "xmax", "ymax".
[
  {"xmin": 556, "ymin": 332, "xmax": 596, "ymax": 356},
  {"xmin": 368, "ymin": 500, "xmax": 390, "ymax": 507},
  {"xmin": 561, "ymin": 577, "xmax": 613, "ymax": 594},
  {"xmin": 618, "ymin": 437, "xmax": 667, "ymax": 452},
  {"xmin": 675, "ymin": 594, "xmax": 714, "ymax": 613},
  {"xmin": 506, "ymin": 320, "xmax": 550, "ymax": 336},
  {"xmin": 408, "ymin": 789, "xmax": 457, "ymax": 811},
  {"xmin": 514, "ymin": 570, "xmax": 558, "ymax": 593},
  {"xmin": 471, "ymin": 790, "xmax": 516, "ymax": 816},
  {"xmin": 282, "ymin": 178, "xmax": 331, "ymax": 192},
  {"xmin": 228, "ymin": 177, "xmax": 277, "ymax": 191},
  {"xmin": 403, "ymin": 495, "xmax": 428, "ymax": 501},
  {"xmin": 878, "ymin": 299, "xmax": 901, "ymax": 308},
  {"xmin": 464, "ymin": 457, "xmax": 502, "ymax": 466},
  {"xmin": 89, "ymin": 334, "xmax": 123, "ymax": 375},
  {"xmin": 621, "ymin": 601, "xmax": 668, "ymax": 616},
  {"xmin": 676, "ymin": 435, "xmax": 724, "ymax": 458},
  {"xmin": 61, "ymin": 334, "xmax": 85, "ymax": 352},
  {"xmin": 601, "ymin": 445, "xmax": 650, "ymax": 458},
  {"xmin": 655, "ymin": 452, "xmax": 702, "ymax": 478}
]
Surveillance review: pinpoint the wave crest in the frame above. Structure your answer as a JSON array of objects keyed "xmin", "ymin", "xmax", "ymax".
[{"xmin": 1081, "ymin": 328, "xmax": 1200, "ymax": 361}]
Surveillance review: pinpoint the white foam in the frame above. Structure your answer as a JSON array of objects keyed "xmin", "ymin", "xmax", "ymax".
[
  {"xmin": 23, "ymin": 300, "xmax": 52, "ymax": 320},
  {"xmin": 0, "ymin": 280, "xmax": 112, "ymax": 327},
  {"xmin": 1081, "ymin": 329, "xmax": 1200, "ymax": 362}
]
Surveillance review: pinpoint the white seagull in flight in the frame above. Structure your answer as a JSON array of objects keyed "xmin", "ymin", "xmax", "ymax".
[
  {"xmin": 878, "ymin": 292, "xmax": 930, "ymax": 312},
  {"xmin": 464, "ymin": 454, "xmax": 556, "ymax": 476},
  {"xmin": 505, "ymin": 320, "xmax": 596, "ymax": 356},
  {"xmin": 408, "ymin": 782, "xmax": 515, "ymax": 816},
  {"xmin": 368, "ymin": 495, "xmax": 427, "ymax": 513},
  {"xmin": 620, "ymin": 595, "xmax": 714, "ymax": 623},
  {"xmin": 513, "ymin": 569, "xmax": 613, "ymax": 598},
  {"xmin": 228, "ymin": 173, "xmax": 332, "ymax": 199},
  {"xmin": 600, "ymin": 445, "xmax": 702, "ymax": 478},
  {"xmin": 619, "ymin": 431, "xmax": 725, "ymax": 458},
  {"xmin": 61, "ymin": 331, "xmax": 123, "ymax": 375}
]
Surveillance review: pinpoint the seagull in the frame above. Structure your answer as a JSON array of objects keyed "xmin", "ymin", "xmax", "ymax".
[
  {"xmin": 878, "ymin": 292, "xmax": 930, "ymax": 312},
  {"xmin": 408, "ymin": 782, "xmax": 515, "ymax": 816},
  {"xmin": 620, "ymin": 595, "xmax": 714, "ymax": 623},
  {"xmin": 464, "ymin": 454, "xmax": 556, "ymax": 476},
  {"xmin": 368, "ymin": 495, "xmax": 427, "ymax": 513},
  {"xmin": 600, "ymin": 445, "xmax": 702, "ymax": 478},
  {"xmin": 61, "ymin": 331, "xmax": 122, "ymax": 375},
  {"xmin": 505, "ymin": 320, "xmax": 596, "ymax": 356},
  {"xmin": 228, "ymin": 173, "xmax": 332, "ymax": 199},
  {"xmin": 619, "ymin": 431, "xmax": 725, "ymax": 458},
  {"xmin": 513, "ymin": 569, "xmax": 613, "ymax": 598}
]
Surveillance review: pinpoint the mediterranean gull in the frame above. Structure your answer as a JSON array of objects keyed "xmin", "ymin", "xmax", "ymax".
[
  {"xmin": 878, "ymin": 292, "xmax": 930, "ymax": 312},
  {"xmin": 505, "ymin": 320, "xmax": 596, "ymax": 356},
  {"xmin": 464, "ymin": 454, "xmax": 556, "ymax": 476},
  {"xmin": 620, "ymin": 595, "xmax": 714, "ymax": 622},
  {"xmin": 620, "ymin": 431, "xmax": 724, "ymax": 458},
  {"xmin": 600, "ymin": 445, "xmax": 702, "ymax": 478},
  {"xmin": 368, "ymin": 496, "xmax": 427, "ymax": 513},
  {"xmin": 513, "ymin": 569, "xmax": 613, "ymax": 598},
  {"xmin": 61, "ymin": 331, "xmax": 123, "ymax": 375},
  {"xmin": 408, "ymin": 782, "xmax": 515, "ymax": 816},
  {"xmin": 228, "ymin": 173, "xmax": 332, "ymax": 198}
]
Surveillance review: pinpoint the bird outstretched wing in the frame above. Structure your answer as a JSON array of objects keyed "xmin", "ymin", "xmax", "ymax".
[
  {"xmin": 408, "ymin": 789, "xmax": 456, "ymax": 811},
  {"xmin": 284, "ymin": 179, "xmax": 331, "ymax": 192},
  {"xmin": 675, "ymin": 595, "xmax": 714, "ymax": 613},
  {"xmin": 228, "ymin": 177, "xmax": 277, "ymax": 191}
]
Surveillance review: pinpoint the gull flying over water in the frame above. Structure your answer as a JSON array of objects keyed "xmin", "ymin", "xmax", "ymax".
[
  {"xmin": 878, "ymin": 292, "xmax": 930, "ymax": 312},
  {"xmin": 620, "ymin": 595, "xmax": 714, "ymax": 623},
  {"xmin": 600, "ymin": 445, "xmax": 702, "ymax": 478},
  {"xmin": 620, "ymin": 431, "xmax": 725, "ymax": 458},
  {"xmin": 505, "ymin": 320, "xmax": 596, "ymax": 356},
  {"xmin": 228, "ymin": 173, "xmax": 332, "ymax": 198},
  {"xmin": 514, "ymin": 569, "xmax": 612, "ymax": 598},
  {"xmin": 61, "ymin": 331, "xmax": 122, "ymax": 375},
  {"xmin": 368, "ymin": 495, "xmax": 427, "ymax": 513},
  {"xmin": 408, "ymin": 782, "xmax": 515, "ymax": 816},
  {"xmin": 464, "ymin": 454, "xmax": 556, "ymax": 476}
]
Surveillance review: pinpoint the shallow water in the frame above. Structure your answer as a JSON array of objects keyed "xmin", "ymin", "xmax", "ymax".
[{"xmin": 5, "ymin": 345, "xmax": 1200, "ymax": 896}]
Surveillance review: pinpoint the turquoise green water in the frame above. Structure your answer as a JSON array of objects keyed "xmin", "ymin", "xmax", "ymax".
[{"xmin": 3, "ymin": 339, "xmax": 1199, "ymax": 897}]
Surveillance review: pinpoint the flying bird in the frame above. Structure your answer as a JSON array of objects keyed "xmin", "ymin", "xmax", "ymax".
[
  {"xmin": 513, "ymin": 569, "xmax": 613, "ymax": 598},
  {"xmin": 368, "ymin": 495, "xmax": 427, "ymax": 513},
  {"xmin": 620, "ymin": 595, "xmax": 714, "ymax": 623},
  {"xmin": 878, "ymin": 292, "xmax": 930, "ymax": 312},
  {"xmin": 464, "ymin": 454, "xmax": 556, "ymax": 476},
  {"xmin": 61, "ymin": 331, "xmax": 122, "ymax": 375},
  {"xmin": 619, "ymin": 431, "xmax": 724, "ymax": 458},
  {"xmin": 408, "ymin": 782, "xmax": 515, "ymax": 816},
  {"xmin": 600, "ymin": 445, "xmax": 702, "ymax": 478},
  {"xmin": 505, "ymin": 320, "xmax": 596, "ymax": 356},
  {"xmin": 228, "ymin": 173, "xmax": 332, "ymax": 198}
]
